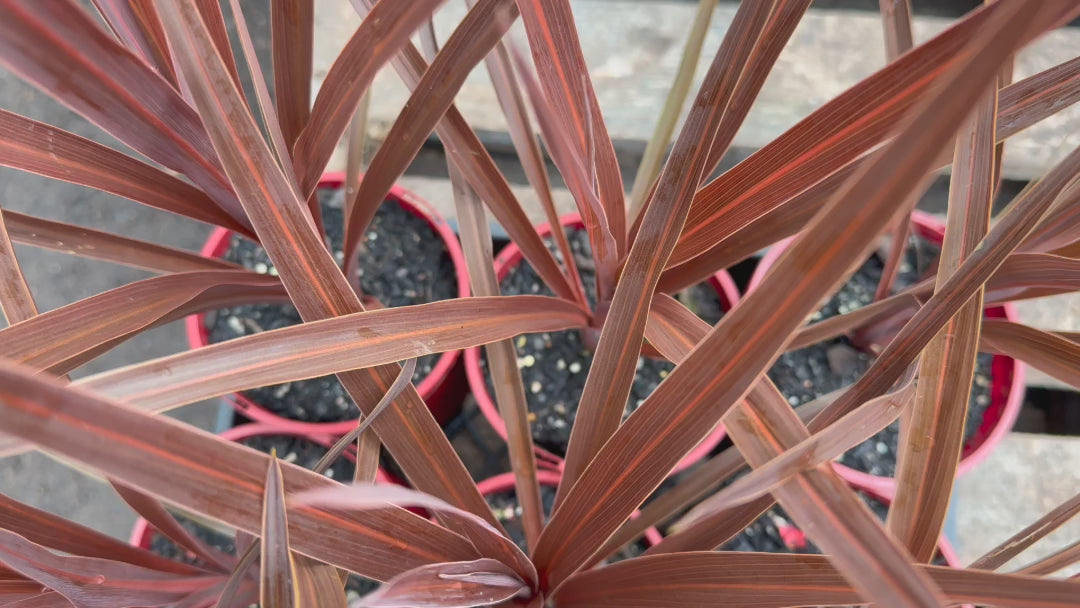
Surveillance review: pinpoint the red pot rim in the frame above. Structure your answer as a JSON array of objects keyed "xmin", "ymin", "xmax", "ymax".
[
  {"xmin": 476, "ymin": 471, "xmax": 664, "ymax": 547},
  {"xmin": 747, "ymin": 210, "xmax": 1025, "ymax": 487},
  {"xmin": 464, "ymin": 213, "xmax": 742, "ymax": 475},
  {"xmin": 185, "ymin": 172, "xmax": 470, "ymax": 436}
]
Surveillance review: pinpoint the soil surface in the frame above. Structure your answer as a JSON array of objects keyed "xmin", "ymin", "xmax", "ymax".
[
  {"xmin": 480, "ymin": 228, "xmax": 726, "ymax": 456},
  {"xmin": 487, "ymin": 483, "xmax": 649, "ymax": 561},
  {"xmin": 767, "ymin": 237, "xmax": 994, "ymax": 477},
  {"xmin": 205, "ymin": 189, "xmax": 457, "ymax": 423}
]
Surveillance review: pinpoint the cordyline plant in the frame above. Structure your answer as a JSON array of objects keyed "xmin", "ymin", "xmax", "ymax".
[{"xmin": 2, "ymin": 0, "xmax": 1080, "ymax": 606}]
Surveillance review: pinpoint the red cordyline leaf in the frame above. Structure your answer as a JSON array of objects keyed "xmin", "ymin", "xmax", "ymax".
[
  {"xmin": 632, "ymin": 0, "xmax": 812, "ymax": 228},
  {"xmin": 0, "ymin": 270, "xmax": 284, "ymax": 374},
  {"xmin": 293, "ymin": 556, "xmax": 346, "ymax": 608},
  {"xmin": 292, "ymin": 0, "xmax": 445, "ymax": 197},
  {"xmin": 889, "ymin": 60, "xmax": 999, "ymax": 562},
  {"xmin": 0, "ymin": 110, "xmax": 248, "ymax": 234},
  {"xmin": 425, "ymin": 15, "xmax": 544, "ymax": 550},
  {"xmin": 980, "ymin": 319, "xmax": 1080, "ymax": 389},
  {"xmin": 508, "ymin": 42, "xmax": 618, "ymax": 304},
  {"xmin": 0, "ymin": 492, "xmax": 202, "ymax": 576},
  {"xmin": 984, "ymin": 252, "xmax": 1080, "ymax": 302},
  {"xmin": 344, "ymin": 0, "xmax": 518, "ymax": 269},
  {"xmin": 0, "ymin": 0, "xmax": 247, "ymax": 228},
  {"xmin": 356, "ymin": 560, "xmax": 528, "ymax": 608},
  {"xmin": 483, "ymin": 34, "xmax": 584, "ymax": 305},
  {"xmin": 703, "ymin": 0, "xmax": 811, "ymax": 173},
  {"xmin": 193, "ymin": 0, "xmax": 242, "ymax": 93},
  {"xmin": 2, "ymin": 209, "xmax": 239, "ymax": 274},
  {"xmin": 261, "ymin": 457, "xmax": 296, "ymax": 608},
  {"xmin": 292, "ymin": 484, "xmax": 536, "ymax": 588},
  {"xmin": 1021, "ymin": 183, "xmax": 1080, "ymax": 254},
  {"xmin": 507, "ymin": 44, "xmax": 617, "ymax": 302},
  {"xmin": 0, "ymin": 206, "xmax": 37, "ymax": 324},
  {"xmin": 110, "ymin": 482, "xmax": 233, "ymax": 573},
  {"xmin": 1017, "ymin": 540, "xmax": 1080, "ymax": 576},
  {"xmin": 870, "ymin": 0, "xmax": 916, "ymax": 301},
  {"xmin": 787, "ymin": 248, "xmax": 1080, "ymax": 351},
  {"xmin": 808, "ymin": 123, "xmax": 1080, "ymax": 447},
  {"xmin": 175, "ymin": 582, "xmax": 246, "ymax": 608},
  {"xmin": 667, "ymin": 1, "xmax": 997, "ymax": 267},
  {"xmin": 634, "ymin": 294, "xmax": 820, "ymax": 557},
  {"xmin": 0, "ymin": 360, "xmax": 480, "ymax": 580},
  {"xmin": 627, "ymin": 0, "xmax": 719, "ymax": 219},
  {"xmin": 272, "ymin": 0, "xmax": 313, "ymax": 149},
  {"xmin": 682, "ymin": 371, "xmax": 915, "ymax": 527},
  {"xmin": 554, "ymin": 0, "xmax": 775, "ymax": 504},
  {"xmin": 515, "ymin": 0, "xmax": 626, "ymax": 259},
  {"xmin": 77, "ymin": 295, "xmax": 586, "ymax": 414},
  {"xmin": 0, "ymin": 529, "xmax": 224, "ymax": 608},
  {"xmin": 659, "ymin": 21, "xmax": 1080, "ymax": 292},
  {"xmin": 727, "ymin": 380, "xmax": 946, "ymax": 608},
  {"xmin": 3, "ymin": 590, "xmax": 75, "ymax": 607},
  {"xmin": 157, "ymin": 0, "xmax": 498, "ymax": 533},
  {"xmin": 553, "ymin": 552, "xmax": 1080, "ymax": 608},
  {"xmin": 91, "ymin": 0, "xmax": 178, "ymax": 87},
  {"xmin": 348, "ymin": 0, "xmax": 577, "ymax": 304},
  {"xmin": 998, "ymin": 54, "xmax": 1080, "ymax": 138},
  {"xmin": 230, "ymin": 0, "xmax": 300, "ymax": 188},
  {"xmin": 532, "ymin": 0, "xmax": 1064, "ymax": 590},
  {"xmin": 971, "ymin": 490, "xmax": 1080, "ymax": 571},
  {"xmin": 230, "ymin": 0, "xmax": 318, "ymax": 230},
  {"xmin": 880, "ymin": 0, "xmax": 914, "ymax": 60}
]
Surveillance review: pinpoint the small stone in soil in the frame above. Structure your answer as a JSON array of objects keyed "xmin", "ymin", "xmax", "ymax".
[{"xmin": 205, "ymin": 189, "xmax": 457, "ymax": 423}]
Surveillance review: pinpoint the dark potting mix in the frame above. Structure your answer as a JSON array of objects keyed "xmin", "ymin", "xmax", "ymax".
[
  {"xmin": 205, "ymin": 188, "xmax": 457, "ymax": 423},
  {"xmin": 766, "ymin": 236, "xmax": 995, "ymax": 478},
  {"xmin": 487, "ymin": 482, "xmax": 650, "ymax": 561},
  {"xmin": 145, "ymin": 433, "xmax": 378, "ymax": 599},
  {"xmin": 479, "ymin": 228, "xmax": 727, "ymax": 456}
]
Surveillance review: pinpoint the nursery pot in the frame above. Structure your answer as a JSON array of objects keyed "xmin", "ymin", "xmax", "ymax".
[
  {"xmin": 464, "ymin": 213, "xmax": 742, "ymax": 474},
  {"xmin": 130, "ymin": 422, "xmax": 396, "ymax": 549},
  {"xmin": 477, "ymin": 470, "xmax": 664, "ymax": 550},
  {"xmin": 186, "ymin": 172, "xmax": 470, "ymax": 434},
  {"xmin": 747, "ymin": 210, "xmax": 1025, "ymax": 494}
]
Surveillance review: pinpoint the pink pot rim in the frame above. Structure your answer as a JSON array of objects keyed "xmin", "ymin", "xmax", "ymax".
[
  {"xmin": 464, "ymin": 212, "xmax": 742, "ymax": 475},
  {"xmin": 476, "ymin": 471, "xmax": 663, "ymax": 547},
  {"xmin": 185, "ymin": 172, "xmax": 470, "ymax": 436},
  {"xmin": 748, "ymin": 210, "xmax": 1025, "ymax": 487}
]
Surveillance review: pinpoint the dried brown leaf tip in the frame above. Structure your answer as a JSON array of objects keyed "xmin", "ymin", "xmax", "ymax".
[{"xmin": 0, "ymin": 0, "xmax": 1079, "ymax": 606}]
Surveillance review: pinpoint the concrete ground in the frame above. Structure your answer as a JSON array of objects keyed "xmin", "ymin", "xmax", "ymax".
[{"xmin": 0, "ymin": 0, "xmax": 1076, "ymax": 573}]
